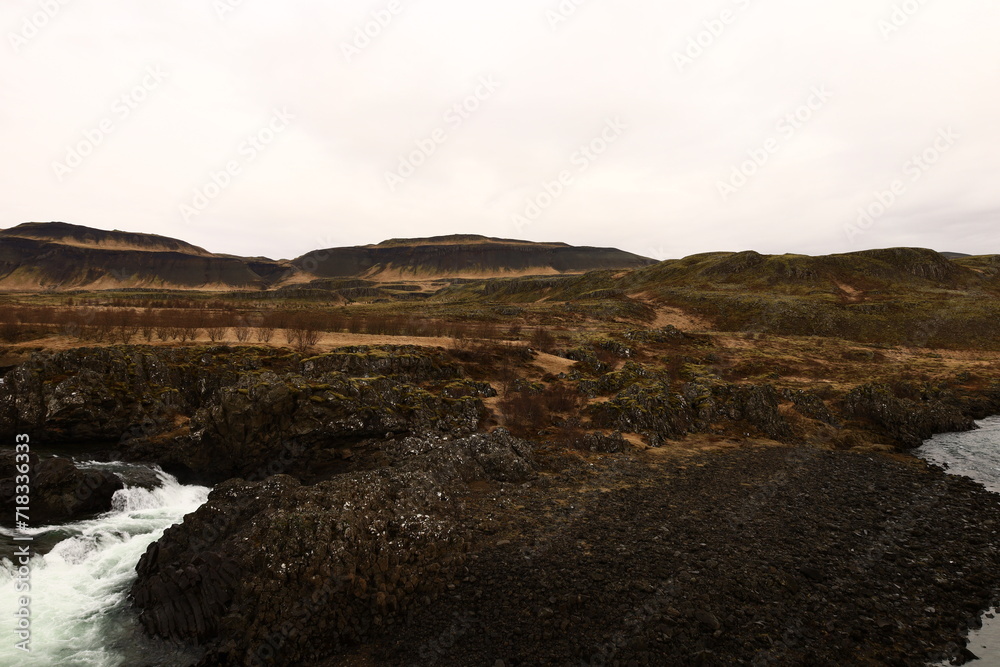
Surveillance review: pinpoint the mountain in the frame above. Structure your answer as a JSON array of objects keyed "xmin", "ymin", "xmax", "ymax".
[
  {"xmin": 1, "ymin": 221, "xmax": 213, "ymax": 256},
  {"xmin": 292, "ymin": 234, "xmax": 656, "ymax": 280},
  {"xmin": 0, "ymin": 222, "xmax": 292, "ymax": 291},
  {"xmin": 0, "ymin": 223, "xmax": 656, "ymax": 291}
]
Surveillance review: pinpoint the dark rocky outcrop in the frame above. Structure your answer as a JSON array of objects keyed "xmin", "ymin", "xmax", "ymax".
[
  {"xmin": 130, "ymin": 429, "xmax": 534, "ymax": 666},
  {"xmin": 572, "ymin": 431, "xmax": 629, "ymax": 453},
  {"xmin": 589, "ymin": 379, "xmax": 792, "ymax": 445},
  {"xmin": 0, "ymin": 345, "xmax": 490, "ymax": 484},
  {"xmin": 0, "ymin": 346, "xmax": 291, "ymax": 444},
  {"xmin": 783, "ymin": 388, "xmax": 842, "ymax": 427},
  {"xmin": 137, "ymin": 370, "xmax": 484, "ymax": 484},
  {"xmin": 0, "ymin": 451, "xmax": 123, "ymax": 525},
  {"xmin": 577, "ymin": 360, "xmax": 658, "ymax": 397},
  {"xmin": 841, "ymin": 382, "xmax": 982, "ymax": 448},
  {"xmin": 298, "ymin": 346, "xmax": 463, "ymax": 383}
]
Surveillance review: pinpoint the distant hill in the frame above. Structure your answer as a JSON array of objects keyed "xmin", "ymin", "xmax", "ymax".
[
  {"xmin": 1, "ymin": 221, "xmax": 213, "ymax": 256},
  {"xmin": 620, "ymin": 247, "xmax": 979, "ymax": 293},
  {"xmin": 293, "ymin": 234, "xmax": 656, "ymax": 280},
  {"xmin": 0, "ymin": 222, "xmax": 291, "ymax": 291},
  {"xmin": 0, "ymin": 223, "xmax": 655, "ymax": 291},
  {"xmin": 452, "ymin": 246, "xmax": 1000, "ymax": 347}
]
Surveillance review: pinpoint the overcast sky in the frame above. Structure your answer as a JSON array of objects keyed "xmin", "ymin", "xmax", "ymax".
[{"xmin": 2, "ymin": 0, "xmax": 997, "ymax": 261}]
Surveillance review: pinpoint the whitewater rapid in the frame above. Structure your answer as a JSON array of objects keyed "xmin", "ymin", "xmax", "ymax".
[
  {"xmin": 0, "ymin": 466, "xmax": 209, "ymax": 667},
  {"xmin": 917, "ymin": 416, "xmax": 1000, "ymax": 665}
]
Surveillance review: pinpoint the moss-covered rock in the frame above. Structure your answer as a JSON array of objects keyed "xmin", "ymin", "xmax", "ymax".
[
  {"xmin": 841, "ymin": 382, "xmax": 977, "ymax": 448},
  {"xmin": 589, "ymin": 379, "xmax": 791, "ymax": 444},
  {"xmin": 135, "ymin": 370, "xmax": 486, "ymax": 483},
  {"xmin": 299, "ymin": 346, "xmax": 463, "ymax": 383}
]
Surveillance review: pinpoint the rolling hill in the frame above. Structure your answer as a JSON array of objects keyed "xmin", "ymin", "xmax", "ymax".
[
  {"xmin": 292, "ymin": 234, "xmax": 656, "ymax": 280},
  {"xmin": 0, "ymin": 223, "xmax": 655, "ymax": 291}
]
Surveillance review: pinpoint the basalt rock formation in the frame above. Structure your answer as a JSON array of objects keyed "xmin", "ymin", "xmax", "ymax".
[
  {"xmin": 841, "ymin": 382, "xmax": 980, "ymax": 448},
  {"xmin": 148, "ymin": 369, "xmax": 485, "ymax": 483},
  {"xmin": 130, "ymin": 429, "xmax": 535, "ymax": 665},
  {"xmin": 0, "ymin": 345, "xmax": 492, "ymax": 485},
  {"xmin": 3, "ymin": 346, "xmax": 1000, "ymax": 477},
  {"xmin": 588, "ymin": 378, "xmax": 794, "ymax": 445},
  {"xmin": 0, "ymin": 451, "xmax": 123, "ymax": 525},
  {"xmin": 0, "ymin": 346, "xmax": 289, "ymax": 445}
]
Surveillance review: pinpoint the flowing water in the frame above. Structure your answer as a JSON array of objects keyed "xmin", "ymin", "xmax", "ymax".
[
  {"xmin": 0, "ymin": 463, "xmax": 209, "ymax": 667},
  {"xmin": 917, "ymin": 416, "xmax": 1000, "ymax": 664}
]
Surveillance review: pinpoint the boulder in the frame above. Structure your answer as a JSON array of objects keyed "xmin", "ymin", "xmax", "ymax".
[{"xmin": 0, "ymin": 451, "xmax": 123, "ymax": 525}]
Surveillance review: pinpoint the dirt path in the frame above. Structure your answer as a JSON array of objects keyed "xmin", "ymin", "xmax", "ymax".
[{"xmin": 626, "ymin": 294, "xmax": 711, "ymax": 331}]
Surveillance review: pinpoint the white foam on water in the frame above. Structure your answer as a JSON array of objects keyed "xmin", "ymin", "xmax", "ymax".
[{"xmin": 0, "ymin": 467, "xmax": 209, "ymax": 667}]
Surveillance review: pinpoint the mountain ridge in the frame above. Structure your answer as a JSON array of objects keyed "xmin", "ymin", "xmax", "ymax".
[{"xmin": 0, "ymin": 222, "xmax": 655, "ymax": 291}]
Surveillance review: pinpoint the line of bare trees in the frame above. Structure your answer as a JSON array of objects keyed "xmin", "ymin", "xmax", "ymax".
[{"xmin": 0, "ymin": 305, "xmax": 531, "ymax": 350}]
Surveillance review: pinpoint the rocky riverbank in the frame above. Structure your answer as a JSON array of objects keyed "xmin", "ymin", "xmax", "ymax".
[
  {"xmin": 356, "ymin": 444, "xmax": 1000, "ymax": 666},
  {"xmin": 127, "ymin": 436, "xmax": 1000, "ymax": 666}
]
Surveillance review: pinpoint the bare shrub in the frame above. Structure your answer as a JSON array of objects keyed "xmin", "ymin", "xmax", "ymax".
[
  {"xmin": 286, "ymin": 313, "xmax": 323, "ymax": 353},
  {"xmin": 256, "ymin": 326, "xmax": 275, "ymax": 343},
  {"xmin": 205, "ymin": 317, "xmax": 229, "ymax": 343},
  {"xmin": 140, "ymin": 308, "xmax": 156, "ymax": 342},
  {"xmin": 233, "ymin": 317, "xmax": 252, "ymax": 343},
  {"xmin": 543, "ymin": 383, "xmax": 582, "ymax": 413},
  {"xmin": 498, "ymin": 390, "xmax": 549, "ymax": 437},
  {"xmin": 0, "ymin": 316, "xmax": 21, "ymax": 342},
  {"xmin": 110, "ymin": 309, "xmax": 140, "ymax": 344},
  {"xmin": 529, "ymin": 327, "xmax": 556, "ymax": 352}
]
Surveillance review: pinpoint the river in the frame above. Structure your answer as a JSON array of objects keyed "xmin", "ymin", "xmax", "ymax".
[
  {"xmin": 0, "ymin": 463, "xmax": 208, "ymax": 667},
  {"xmin": 917, "ymin": 415, "xmax": 1000, "ymax": 665}
]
